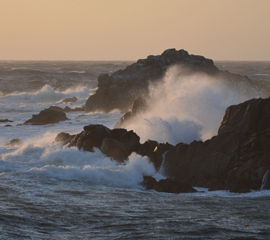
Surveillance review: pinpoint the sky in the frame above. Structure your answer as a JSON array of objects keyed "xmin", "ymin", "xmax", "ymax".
[{"xmin": 1, "ymin": 0, "xmax": 270, "ymax": 61}]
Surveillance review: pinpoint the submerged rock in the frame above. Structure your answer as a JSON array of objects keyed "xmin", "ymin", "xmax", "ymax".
[
  {"xmin": 24, "ymin": 109, "xmax": 68, "ymax": 125},
  {"xmin": 142, "ymin": 176, "xmax": 197, "ymax": 193},
  {"xmin": 5, "ymin": 138, "xmax": 22, "ymax": 147},
  {"xmin": 61, "ymin": 96, "xmax": 78, "ymax": 103},
  {"xmin": 0, "ymin": 119, "xmax": 13, "ymax": 123}
]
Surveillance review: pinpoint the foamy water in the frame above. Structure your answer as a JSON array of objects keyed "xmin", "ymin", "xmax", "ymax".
[{"xmin": 0, "ymin": 61, "xmax": 270, "ymax": 239}]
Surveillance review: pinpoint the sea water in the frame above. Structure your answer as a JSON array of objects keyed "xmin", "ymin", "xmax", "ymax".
[{"xmin": 0, "ymin": 60, "xmax": 270, "ymax": 239}]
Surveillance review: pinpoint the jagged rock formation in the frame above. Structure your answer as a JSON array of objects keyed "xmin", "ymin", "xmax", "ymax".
[
  {"xmin": 163, "ymin": 97, "xmax": 270, "ymax": 193},
  {"xmin": 56, "ymin": 97, "xmax": 270, "ymax": 193},
  {"xmin": 85, "ymin": 48, "xmax": 267, "ymax": 114},
  {"xmin": 218, "ymin": 97, "xmax": 270, "ymax": 134}
]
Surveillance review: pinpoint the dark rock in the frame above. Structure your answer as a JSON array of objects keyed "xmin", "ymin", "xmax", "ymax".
[
  {"xmin": 142, "ymin": 176, "xmax": 197, "ymax": 193},
  {"xmin": 85, "ymin": 48, "xmax": 220, "ymax": 113},
  {"xmin": 4, "ymin": 124, "xmax": 12, "ymax": 127},
  {"xmin": 115, "ymin": 97, "xmax": 148, "ymax": 128},
  {"xmin": 141, "ymin": 176, "xmax": 158, "ymax": 189},
  {"xmin": 55, "ymin": 132, "xmax": 74, "ymax": 145},
  {"xmin": 100, "ymin": 138, "xmax": 129, "ymax": 161},
  {"xmin": 136, "ymin": 140, "xmax": 159, "ymax": 157},
  {"xmin": 228, "ymin": 181, "xmax": 251, "ymax": 193},
  {"xmin": 48, "ymin": 106, "xmax": 65, "ymax": 112},
  {"xmin": 85, "ymin": 48, "xmax": 267, "ymax": 113},
  {"xmin": 218, "ymin": 97, "xmax": 270, "ymax": 134},
  {"xmin": 163, "ymin": 128, "xmax": 270, "ymax": 191},
  {"xmin": 5, "ymin": 138, "xmax": 22, "ymax": 147},
  {"xmin": 110, "ymin": 128, "xmax": 128, "ymax": 140},
  {"xmin": 150, "ymin": 143, "xmax": 174, "ymax": 171},
  {"xmin": 24, "ymin": 109, "xmax": 68, "ymax": 125},
  {"xmin": 0, "ymin": 119, "xmax": 13, "ymax": 123},
  {"xmin": 61, "ymin": 96, "xmax": 78, "ymax": 103}
]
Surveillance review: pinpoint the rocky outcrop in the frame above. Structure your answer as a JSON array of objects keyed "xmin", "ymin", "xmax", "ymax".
[
  {"xmin": 85, "ymin": 48, "xmax": 267, "ymax": 113},
  {"xmin": 163, "ymin": 97, "xmax": 270, "ymax": 192},
  {"xmin": 24, "ymin": 109, "xmax": 68, "ymax": 125},
  {"xmin": 218, "ymin": 97, "xmax": 270, "ymax": 134},
  {"xmin": 55, "ymin": 124, "xmax": 141, "ymax": 162},
  {"xmin": 142, "ymin": 176, "xmax": 197, "ymax": 193},
  {"xmin": 85, "ymin": 49, "xmax": 220, "ymax": 113},
  {"xmin": 114, "ymin": 97, "xmax": 148, "ymax": 128}
]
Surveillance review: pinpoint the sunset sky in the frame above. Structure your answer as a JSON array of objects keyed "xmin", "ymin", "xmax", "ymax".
[{"xmin": 1, "ymin": 0, "xmax": 270, "ymax": 61}]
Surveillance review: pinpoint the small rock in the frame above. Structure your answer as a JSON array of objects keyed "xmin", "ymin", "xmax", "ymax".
[{"xmin": 5, "ymin": 138, "xmax": 22, "ymax": 147}]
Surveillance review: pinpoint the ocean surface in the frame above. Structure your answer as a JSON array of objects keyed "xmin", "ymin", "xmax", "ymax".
[{"xmin": 0, "ymin": 60, "xmax": 270, "ymax": 239}]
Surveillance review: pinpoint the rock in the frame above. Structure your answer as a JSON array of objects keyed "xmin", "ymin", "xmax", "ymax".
[
  {"xmin": 0, "ymin": 119, "xmax": 13, "ymax": 123},
  {"xmin": 4, "ymin": 124, "xmax": 12, "ymax": 127},
  {"xmin": 54, "ymin": 124, "xmax": 141, "ymax": 163},
  {"xmin": 5, "ymin": 138, "xmax": 22, "ymax": 147},
  {"xmin": 114, "ymin": 97, "xmax": 148, "ymax": 128},
  {"xmin": 85, "ymin": 48, "xmax": 266, "ymax": 113},
  {"xmin": 48, "ymin": 106, "xmax": 65, "ymax": 112},
  {"xmin": 85, "ymin": 49, "xmax": 220, "ymax": 113},
  {"xmin": 55, "ymin": 132, "xmax": 74, "ymax": 145},
  {"xmin": 218, "ymin": 97, "xmax": 270, "ymax": 134},
  {"xmin": 136, "ymin": 140, "xmax": 159, "ymax": 157},
  {"xmin": 61, "ymin": 96, "xmax": 78, "ymax": 103},
  {"xmin": 141, "ymin": 176, "xmax": 197, "ymax": 193},
  {"xmin": 100, "ymin": 138, "xmax": 129, "ymax": 161},
  {"xmin": 24, "ymin": 109, "xmax": 68, "ymax": 125},
  {"xmin": 69, "ymin": 124, "xmax": 113, "ymax": 150},
  {"xmin": 141, "ymin": 176, "xmax": 158, "ymax": 189},
  {"xmin": 228, "ymin": 181, "xmax": 251, "ymax": 193},
  {"xmin": 163, "ymin": 127, "xmax": 270, "ymax": 191}
]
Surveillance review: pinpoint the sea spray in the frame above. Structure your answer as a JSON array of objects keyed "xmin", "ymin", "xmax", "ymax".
[{"xmin": 125, "ymin": 65, "xmax": 264, "ymax": 144}]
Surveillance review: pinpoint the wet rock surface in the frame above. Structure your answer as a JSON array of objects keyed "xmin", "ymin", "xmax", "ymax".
[{"xmin": 142, "ymin": 176, "xmax": 197, "ymax": 193}]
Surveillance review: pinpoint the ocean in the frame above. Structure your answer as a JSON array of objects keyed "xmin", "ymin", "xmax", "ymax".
[{"xmin": 0, "ymin": 60, "xmax": 270, "ymax": 239}]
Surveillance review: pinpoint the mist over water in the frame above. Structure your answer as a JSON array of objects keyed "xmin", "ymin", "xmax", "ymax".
[{"xmin": 126, "ymin": 65, "xmax": 263, "ymax": 144}]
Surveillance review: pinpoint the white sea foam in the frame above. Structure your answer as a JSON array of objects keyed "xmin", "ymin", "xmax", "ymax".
[
  {"xmin": 1, "ymin": 84, "xmax": 92, "ymax": 103},
  {"xmin": 1, "ymin": 139, "xmax": 156, "ymax": 188},
  {"xmin": 125, "ymin": 65, "xmax": 263, "ymax": 144}
]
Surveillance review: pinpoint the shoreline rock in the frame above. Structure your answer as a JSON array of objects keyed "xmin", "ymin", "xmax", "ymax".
[{"xmin": 57, "ymin": 96, "xmax": 270, "ymax": 193}]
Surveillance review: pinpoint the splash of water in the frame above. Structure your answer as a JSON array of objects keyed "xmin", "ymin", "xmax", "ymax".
[{"xmin": 125, "ymin": 65, "xmax": 263, "ymax": 144}]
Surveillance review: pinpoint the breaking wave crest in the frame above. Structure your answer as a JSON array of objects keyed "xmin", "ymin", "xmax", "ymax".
[
  {"xmin": 125, "ymin": 65, "xmax": 264, "ymax": 144},
  {"xmin": 1, "ymin": 84, "xmax": 93, "ymax": 103}
]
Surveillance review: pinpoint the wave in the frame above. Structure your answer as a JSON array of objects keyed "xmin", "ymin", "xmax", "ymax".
[
  {"xmin": 0, "ymin": 84, "xmax": 93, "ymax": 103},
  {"xmin": 124, "ymin": 65, "xmax": 264, "ymax": 144},
  {"xmin": 1, "ymin": 139, "xmax": 157, "ymax": 188}
]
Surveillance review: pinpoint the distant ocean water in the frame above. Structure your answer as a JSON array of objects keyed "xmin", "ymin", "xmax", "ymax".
[{"xmin": 0, "ymin": 60, "xmax": 270, "ymax": 239}]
